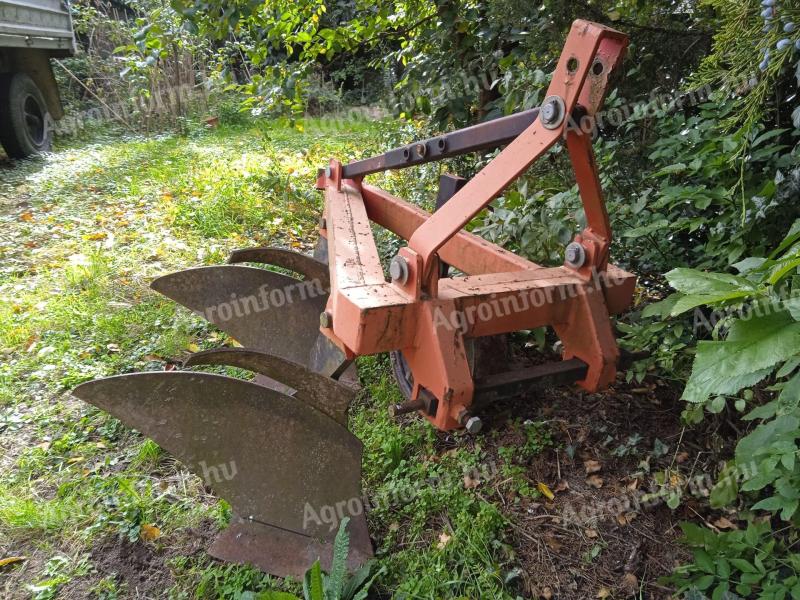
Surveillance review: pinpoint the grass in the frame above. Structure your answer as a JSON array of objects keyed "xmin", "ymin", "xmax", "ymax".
[{"xmin": 0, "ymin": 116, "xmax": 534, "ymax": 599}]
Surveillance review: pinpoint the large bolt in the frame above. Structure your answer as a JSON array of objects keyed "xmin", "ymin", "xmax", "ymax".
[
  {"xmin": 319, "ymin": 311, "xmax": 333, "ymax": 328},
  {"xmin": 564, "ymin": 242, "xmax": 586, "ymax": 269},
  {"xmin": 465, "ymin": 416, "xmax": 483, "ymax": 434},
  {"xmin": 389, "ymin": 255, "xmax": 409, "ymax": 284},
  {"xmin": 540, "ymin": 95, "xmax": 565, "ymax": 129},
  {"xmin": 458, "ymin": 409, "xmax": 483, "ymax": 434},
  {"xmin": 388, "ymin": 398, "xmax": 426, "ymax": 418}
]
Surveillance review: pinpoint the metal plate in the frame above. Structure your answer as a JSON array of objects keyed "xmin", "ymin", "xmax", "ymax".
[
  {"xmin": 151, "ymin": 266, "xmax": 326, "ymax": 367},
  {"xmin": 209, "ymin": 513, "xmax": 372, "ymax": 579},
  {"xmin": 183, "ymin": 348, "xmax": 354, "ymax": 424},
  {"xmin": 227, "ymin": 247, "xmax": 330, "ymax": 290},
  {"xmin": 73, "ymin": 372, "xmax": 364, "ymax": 541}
]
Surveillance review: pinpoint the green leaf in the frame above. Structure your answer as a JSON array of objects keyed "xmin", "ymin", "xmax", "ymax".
[
  {"xmin": 670, "ymin": 290, "xmax": 754, "ymax": 316},
  {"xmin": 744, "ymin": 400, "xmax": 780, "ymax": 421},
  {"xmin": 350, "ymin": 566, "xmax": 385, "ymax": 600},
  {"xmin": 717, "ymin": 558, "xmax": 731, "ymax": 580},
  {"xmin": 782, "ymin": 499, "xmax": 799, "ymax": 521},
  {"xmin": 709, "ymin": 396, "xmax": 726, "ymax": 414},
  {"xmin": 304, "ymin": 561, "xmax": 325, "ymax": 600},
  {"xmin": 694, "ymin": 549, "xmax": 715, "ymax": 574},
  {"xmin": 777, "ymin": 357, "xmax": 800, "ymax": 379},
  {"xmin": 682, "ymin": 311, "xmax": 800, "ymax": 405},
  {"xmin": 769, "ymin": 219, "xmax": 800, "ymax": 259},
  {"xmin": 752, "ymin": 128, "xmax": 789, "ymax": 147},
  {"xmin": 341, "ymin": 562, "xmax": 373, "ymax": 600},
  {"xmin": 751, "ymin": 496, "xmax": 783, "ymax": 512},
  {"xmin": 680, "ymin": 522, "xmax": 714, "ymax": 546},
  {"xmin": 767, "ymin": 258, "xmax": 800, "ymax": 285},
  {"xmin": 732, "ymin": 257, "xmax": 768, "ymax": 274},
  {"xmin": 737, "ymin": 417, "xmax": 799, "ymax": 462},
  {"xmin": 710, "ymin": 476, "xmax": 739, "ymax": 508},
  {"xmin": 666, "ymin": 268, "xmax": 756, "ymax": 295},
  {"xmin": 642, "ymin": 293, "xmax": 680, "ymax": 318},
  {"xmin": 730, "ymin": 558, "xmax": 757, "ymax": 574},
  {"xmin": 695, "ymin": 574, "xmax": 716, "ymax": 590},
  {"xmin": 326, "ymin": 517, "xmax": 350, "ymax": 600},
  {"xmin": 654, "ymin": 162, "xmax": 688, "ymax": 176}
]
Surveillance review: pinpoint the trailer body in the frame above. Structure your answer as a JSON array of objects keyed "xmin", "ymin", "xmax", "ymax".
[{"xmin": 0, "ymin": 0, "xmax": 75, "ymax": 157}]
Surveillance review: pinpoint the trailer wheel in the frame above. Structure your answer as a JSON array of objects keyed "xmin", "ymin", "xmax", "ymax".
[{"xmin": 0, "ymin": 73, "xmax": 53, "ymax": 158}]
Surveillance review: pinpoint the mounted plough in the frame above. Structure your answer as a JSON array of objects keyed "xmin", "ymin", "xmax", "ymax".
[{"xmin": 74, "ymin": 20, "xmax": 635, "ymax": 578}]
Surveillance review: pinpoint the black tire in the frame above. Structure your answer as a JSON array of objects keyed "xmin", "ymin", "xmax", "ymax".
[{"xmin": 0, "ymin": 73, "xmax": 53, "ymax": 158}]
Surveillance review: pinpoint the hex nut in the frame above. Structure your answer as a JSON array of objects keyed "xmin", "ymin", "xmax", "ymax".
[
  {"xmin": 465, "ymin": 416, "xmax": 483, "ymax": 434},
  {"xmin": 389, "ymin": 255, "xmax": 409, "ymax": 284},
  {"xmin": 564, "ymin": 242, "xmax": 587, "ymax": 269}
]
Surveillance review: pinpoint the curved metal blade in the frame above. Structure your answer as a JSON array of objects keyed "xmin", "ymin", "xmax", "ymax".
[
  {"xmin": 209, "ymin": 514, "xmax": 372, "ymax": 578},
  {"xmin": 227, "ymin": 247, "xmax": 330, "ymax": 290},
  {"xmin": 151, "ymin": 266, "xmax": 326, "ymax": 367},
  {"xmin": 72, "ymin": 372, "xmax": 365, "ymax": 542},
  {"xmin": 183, "ymin": 348, "xmax": 354, "ymax": 424}
]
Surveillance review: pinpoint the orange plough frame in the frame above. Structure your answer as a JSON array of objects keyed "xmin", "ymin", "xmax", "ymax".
[{"xmin": 316, "ymin": 20, "xmax": 636, "ymax": 431}]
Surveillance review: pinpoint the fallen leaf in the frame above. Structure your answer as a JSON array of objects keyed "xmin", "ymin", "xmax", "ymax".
[
  {"xmin": 67, "ymin": 456, "xmax": 85, "ymax": 464},
  {"xmin": 389, "ymin": 522, "xmax": 400, "ymax": 532},
  {"xmin": 713, "ymin": 516, "xmax": 737, "ymax": 530},
  {"xmin": 676, "ymin": 451, "xmax": 690, "ymax": 464},
  {"xmin": 83, "ymin": 232, "xmax": 107, "ymax": 241},
  {"xmin": 140, "ymin": 524, "xmax": 161, "ymax": 542},
  {"xmin": 537, "ymin": 482, "xmax": 555, "ymax": 501},
  {"xmin": 20, "ymin": 211, "xmax": 34, "ymax": 222},
  {"xmin": 187, "ymin": 342, "xmax": 200, "ymax": 353},
  {"xmin": 541, "ymin": 587, "xmax": 553, "ymax": 599},
  {"xmin": 597, "ymin": 586, "xmax": 611, "ymax": 598},
  {"xmin": 586, "ymin": 475, "xmax": 604, "ymax": 489},
  {"xmin": 436, "ymin": 532, "xmax": 451, "ymax": 549},
  {"xmin": 584, "ymin": 459, "xmax": 602, "ymax": 474},
  {"xmin": 621, "ymin": 572, "xmax": 638, "ymax": 593},
  {"xmin": 585, "ymin": 528, "xmax": 598, "ymax": 538},
  {"xmin": 544, "ymin": 535, "xmax": 563, "ymax": 551},
  {"xmin": 463, "ymin": 474, "xmax": 479, "ymax": 489},
  {"xmin": 0, "ymin": 556, "xmax": 26, "ymax": 568},
  {"xmin": 555, "ymin": 480, "xmax": 570, "ymax": 492}
]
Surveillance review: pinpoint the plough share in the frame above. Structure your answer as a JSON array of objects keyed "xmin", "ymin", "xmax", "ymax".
[{"xmin": 74, "ymin": 20, "xmax": 635, "ymax": 578}]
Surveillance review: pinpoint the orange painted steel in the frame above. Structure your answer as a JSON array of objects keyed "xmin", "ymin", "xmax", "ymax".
[{"xmin": 317, "ymin": 20, "xmax": 634, "ymax": 431}]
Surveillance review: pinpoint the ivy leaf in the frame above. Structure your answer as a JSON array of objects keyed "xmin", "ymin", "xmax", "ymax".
[{"xmin": 682, "ymin": 311, "xmax": 800, "ymax": 404}]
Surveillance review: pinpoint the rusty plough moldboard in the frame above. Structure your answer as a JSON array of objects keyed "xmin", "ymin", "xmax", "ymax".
[{"xmin": 73, "ymin": 20, "xmax": 636, "ymax": 578}]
